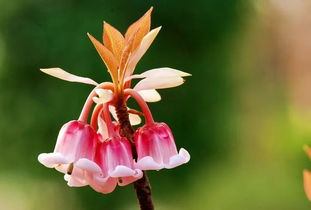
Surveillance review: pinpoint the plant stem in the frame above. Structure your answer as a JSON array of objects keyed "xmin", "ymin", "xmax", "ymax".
[{"xmin": 115, "ymin": 96, "xmax": 154, "ymax": 210}]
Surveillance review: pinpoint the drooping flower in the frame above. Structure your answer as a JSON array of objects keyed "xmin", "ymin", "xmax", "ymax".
[
  {"xmin": 304, "ymin": 145, "xmax": 311, "ymax": 200},
  {"xmin": 135, "ymin": 122, "xmax": 190, "ymax": 170},
  {"xmin": 38, "ymin": 7, "xmax": 191, "ymax": 194},
  {"xmin": 38, "ymin": 120, "xmax": 98, "ymax": 186},
  {"xmin": 84, "ymin": 104, "xmax": 142, "ymax": 193},
  {"xmin": 87, "ymin": 136, "xmax": 142, "ymax": 194}
]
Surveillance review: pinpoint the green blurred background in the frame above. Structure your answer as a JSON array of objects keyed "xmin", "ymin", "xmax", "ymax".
[{"xmin": 1, "ymin": 0, "xmax": 311, "ymax": 209}]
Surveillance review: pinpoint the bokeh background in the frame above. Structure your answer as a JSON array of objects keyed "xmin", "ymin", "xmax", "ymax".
[{"xmin": 1, "ymin": 0, "xmax": 311, "ymax": 209}]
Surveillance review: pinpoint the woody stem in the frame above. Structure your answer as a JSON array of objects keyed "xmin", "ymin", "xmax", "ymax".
[{"xmin": 115, "ymin": 95, "xmax": 154, "ymax": 210}]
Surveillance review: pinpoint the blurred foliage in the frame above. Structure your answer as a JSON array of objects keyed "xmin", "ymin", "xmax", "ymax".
[{"xmin": 0, "ymin": 0, "xmax": 310, "ymax": 209}]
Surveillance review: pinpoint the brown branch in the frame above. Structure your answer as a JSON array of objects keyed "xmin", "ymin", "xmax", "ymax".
[{"xmin": 115, "ymin": 96, "xmax": 154, "ymax": 210}]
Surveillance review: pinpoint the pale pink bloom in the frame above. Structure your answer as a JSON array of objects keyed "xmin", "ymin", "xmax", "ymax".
[
  {"xmin": 86, "ymin": 136, "xmax": 143, "ymax": 194},
  {"xmin": 134, "ymin": 122, "xmax": 190, "ymax": 170},
  {"xmin": 38, "ymin": 120, "xmax": 98, "ymax": 186}
]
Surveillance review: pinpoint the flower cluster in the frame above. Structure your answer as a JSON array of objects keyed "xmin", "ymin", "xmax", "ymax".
[
  {"xmin": 38, "ymin": 8, "xmax": 190, "ymax": 194},
  {"xmin": 304, "ymin": 145, "xmax": 311, "ymax": 200}
]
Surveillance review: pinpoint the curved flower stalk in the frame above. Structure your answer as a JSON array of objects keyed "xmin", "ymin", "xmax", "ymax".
[
  {"xmin": 304, "ymin": 145, "xmax": 311, "ymax": 200},
  {"xmin": 38, "ymin": 7, "xmax": 191, "ymax": 210}
]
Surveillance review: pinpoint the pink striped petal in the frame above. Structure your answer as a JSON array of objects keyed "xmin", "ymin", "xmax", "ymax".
[
  {"xmin": 40, "ymin": 68, "xmax": 98, "ymax": 85},
  {"xmin": 138, "ymin": 89, "xmax": 161, "ymax": 102}
]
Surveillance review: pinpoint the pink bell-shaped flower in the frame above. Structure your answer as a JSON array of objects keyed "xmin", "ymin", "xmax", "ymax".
[
  {"xmin": 38, "ymin": 120, "xmax": 99, "ymax": 186},
  {"xmin": 87, "ymin": 136, "xmax": 143, "ymax": 194},
  {"xmin": 135, "ymin": 122, "xmax": 190, "ymax": 170}
]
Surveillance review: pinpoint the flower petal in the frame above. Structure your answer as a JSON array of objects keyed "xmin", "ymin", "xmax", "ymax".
[
  {"xmin": 118, "ymin": 169, "xmax": 143, "ymax": 186},
  {"xmin": 134, "ymin": 75, "xmax": 184, "ymax": 91},
  {"xmin": 125, "ymin": 27, "xmax": 162, "ymax": 78},
  {"xmin": 129, "ymin": 112, "xmax": 142, "ymax": 125},
  {"xmin": 135, "ymin": 156, "xmax": 163, "ymax": 170},
  {"xmin": 109, "ymin": 165, "xmax": 138, "ymax": 178},
  {"xmin": 304, "ymin": 170, "xmax": 311, "ymax": 200},
  {"xmin": 129, "ymin": 68, "xmax": 191, "ymax": 80},
  {"xmin": 38, "ymin": 152, "xmax": 69, "ymax": 168},
  {"xmin": 92, "ymin": 89, "xmax": 113, "ymax": 104},
  {"xmin": 98, "ymin": 115, "xmax": 109, "ymax": 140},
  {"xmin": 40, "ymin": 68, "xmax": 98, "ymax": 85},
  {"xmin": 166, "ymin": 148, "xmax": 190, "ymax": 169},
  {"xmin": 64, "ymin": 174, "xmax": 87, "ymax": 187},
  {"xmin": 138, "ymin": 89, "xmax": 161, "ymax": 102},
  {"xmin": 89, "ymin": 176, "xmax": 117, "ymax": 194},
  {"xmin": 75, "ymin": 158, "xmax": 102, "ymax": 174}
]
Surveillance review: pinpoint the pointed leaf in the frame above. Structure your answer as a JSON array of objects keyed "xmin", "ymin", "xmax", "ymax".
[
  {"xmin": 103, "ymin": 22, "xmax": 125, "ymax": 62},
  {"xmin": 125, "ymin": 27, "xmax": 161, "ymax": 77},
  {"xmin": 40, "ymin": 68, "xmax": 98, "ymax": 85},
  {"xmin": 125, "ymin": 7, "xmax": 153, "ymax": 51},
  {"xmin": 87, "ymin": 33, "xmax": 118, "ymax": 81}
]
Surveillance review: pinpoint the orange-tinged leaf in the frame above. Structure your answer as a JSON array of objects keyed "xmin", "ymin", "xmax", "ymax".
[
  {"xmin": 304, "ymin": 170, "xmax": 311, "ymax": 201},
  {"xmin": 125, "ymin": 26, "xmax": 161, "ymax": 77},
  {"xmin": 304, "ymin": 145, "xmax": 311, "ymax": 159},
  {"xmin": 125, "ymin": 7, "xmax": 153, "ymax": 51},
  {"xmin": 119, "ymin": 31, "xmax": 136, "ymax": 75},
  {"xmin": 103, "ymin": 22, "xmax": 125, "ymax": 63},
  {"xmin": 87, "ymin": 33, "xmax": 118, "ymax": 81}
]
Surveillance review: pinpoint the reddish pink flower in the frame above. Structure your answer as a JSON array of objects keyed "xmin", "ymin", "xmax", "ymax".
[
  {"xmin": 135, "ymin": 122, "xmax": 190, "ymax": 170},
  {"xmin": 38, "ymin": 121, "xmax": 99, "ymax": 186},
  {"xmin": 86, "ymin": 136, "xmax": 142, "ymax": 194}
]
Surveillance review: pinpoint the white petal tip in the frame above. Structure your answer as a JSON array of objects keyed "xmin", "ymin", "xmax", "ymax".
[
  {"xmin": 109, "ymin": 166, "xmax": 137, "ymax": 177},
  {"xmin": 38, "ymin": 153, "xmax": 68, "ymax": 168},
  {"xmin": 166, "ymin": 148, "xmax": 190, "ymax": 169},
  {"xmin": 75, "ymin": 158, "xmax": 102, "ymax": 174},
  {"xmin": 135, "ymin": 156, "xmax": 163, "ymax": 170}
]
